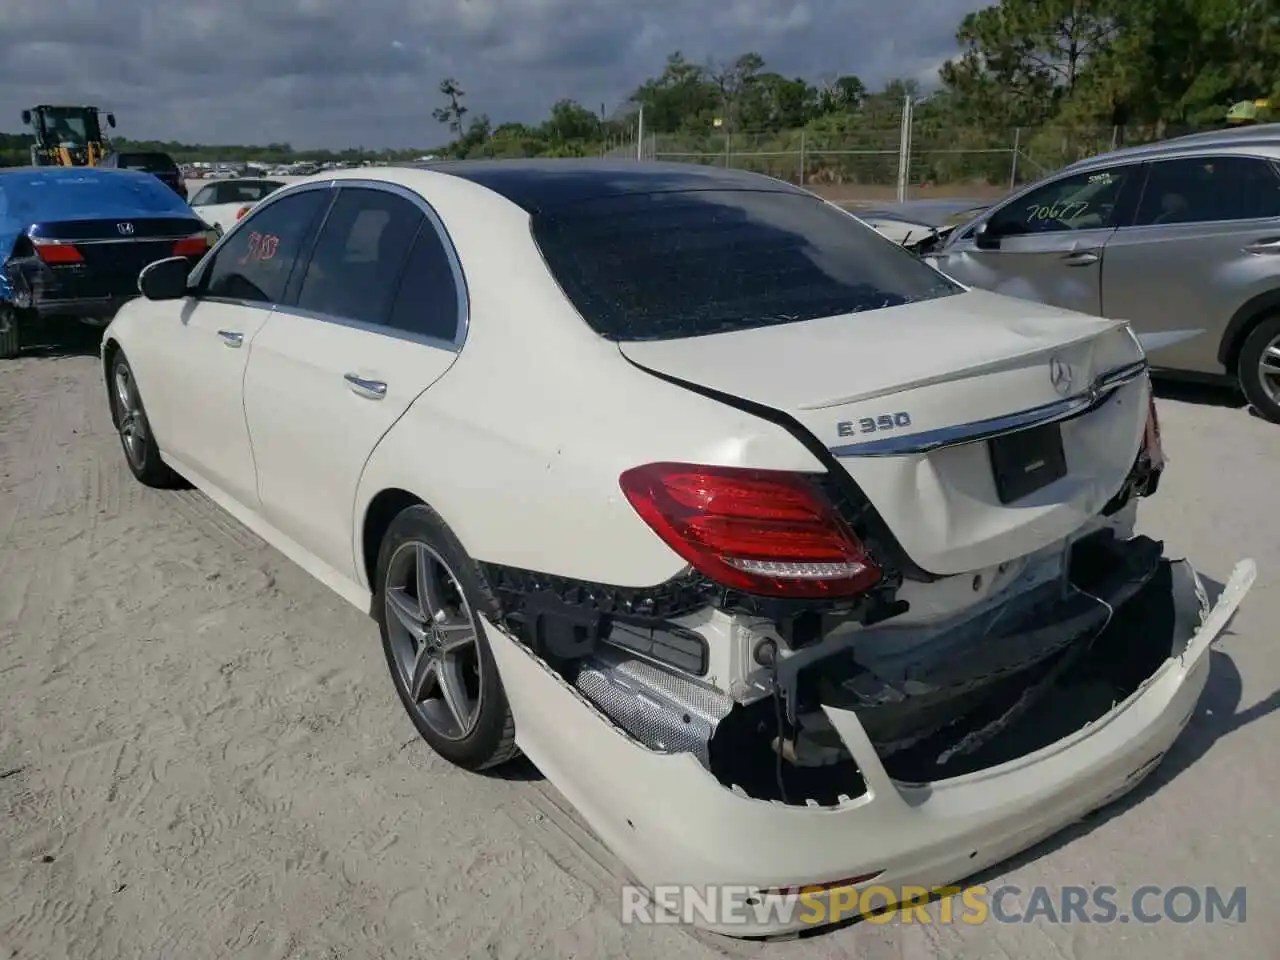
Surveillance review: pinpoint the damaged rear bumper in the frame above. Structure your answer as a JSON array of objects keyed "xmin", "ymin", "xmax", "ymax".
[{"xmin": 485, "ymin": 555, "xmax": 1254, "ymax": 937}]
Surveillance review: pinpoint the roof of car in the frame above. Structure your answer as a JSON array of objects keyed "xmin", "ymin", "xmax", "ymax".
[
  {"xmin": 406, "ymin": 158, "xmax": 807, "ymax": 212},
  {"xmin": 0, "ymin": 165, "xmax": 152, "ymax": 182},
  {"xmin": 1063, "ymin": 126, "xmax": 1280, "ymax": 173}
]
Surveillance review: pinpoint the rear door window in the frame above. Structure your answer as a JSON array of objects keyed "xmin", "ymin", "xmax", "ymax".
[
  {"xmin": 293, "ymin": 187, "xmax": 425, "ymax": 325},
  {"xmin": 1132, "ymin": 156, "xmax": 1280, "ymax": 225},
  {"xmin": 385, "ymin": 222, "xmax": 461, "ymax": 342},
  {"xmin": 201, "ymin": 188, "xmax": 332, "ymax": 304},
  {"xmin": 531, "ymin": 189, "xmax": 962, "ymax": 341}
]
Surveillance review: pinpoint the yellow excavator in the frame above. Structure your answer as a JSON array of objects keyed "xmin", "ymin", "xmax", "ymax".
[{"xmin": 22, "ymin": 104, "xmax": 116, "ymax": 166}]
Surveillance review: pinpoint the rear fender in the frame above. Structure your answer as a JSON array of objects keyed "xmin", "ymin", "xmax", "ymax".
[{"xmin": 1218, "ymin": 287, "xmax": 1280, "ymax": 370}]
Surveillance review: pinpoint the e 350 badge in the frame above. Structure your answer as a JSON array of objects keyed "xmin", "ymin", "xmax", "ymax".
[{"xmin": 836, "ymin": 412, "xmax": 912, "ymax": 437}]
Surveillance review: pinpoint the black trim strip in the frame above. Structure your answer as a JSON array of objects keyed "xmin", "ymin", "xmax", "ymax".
[{"xmin": 619, "ymin": 352, "xmax": 936, "ymax": 583}]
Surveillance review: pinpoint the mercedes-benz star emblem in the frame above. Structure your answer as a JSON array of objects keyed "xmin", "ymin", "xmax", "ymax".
[
  {"xmin": 116, "ymin": 222, "xmax": 134, "ymax": 236},
  {"xmin": 1049, "ymin": 356, "xmax": 1074, "ymax": 396}
]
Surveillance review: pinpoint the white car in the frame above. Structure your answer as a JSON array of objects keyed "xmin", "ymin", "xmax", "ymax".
[
  {"xmin": 187, "ymin": 177, "xmax": 286, "ymax": 234},
  {"xmin": 853, "ymin": 198, "xmax": 992, "ymax": 249},
  {"xmin": 100, "ymin": 162, "xmax": 1254, "ymax": 937}
]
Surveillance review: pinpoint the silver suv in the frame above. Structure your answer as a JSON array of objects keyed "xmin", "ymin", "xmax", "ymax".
[{"xmin": 928, "ymin": 125, "xmax": 1280, "ymax": 421}]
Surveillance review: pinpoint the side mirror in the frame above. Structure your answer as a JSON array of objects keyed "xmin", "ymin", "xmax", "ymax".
[
  {"xmin": 138, "ymin": 257, "xmax": 191, "ymax": 301},
  {"xmin": 973, "ymin": 220, "xmax": 1001, "ymax": 250},
  {"xmin": 107, "ymin": 113, "xmax": 117, "ymax": 128},
  {"xmin": 21, "ymin": 110, "xmax": 31, "ymax": 126}
]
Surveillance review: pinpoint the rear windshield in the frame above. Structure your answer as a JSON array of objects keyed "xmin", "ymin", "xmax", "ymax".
[
  {"xmin": 116, "ymin": 153, "xmax": 178, "ymax": 174},
  {"xmin": 0, "ymin": 172, "xmax": 193, "ymax": 223},
  {"xmin": 531, "ymin": 189, "xmax": 963, "ymax": 341}
]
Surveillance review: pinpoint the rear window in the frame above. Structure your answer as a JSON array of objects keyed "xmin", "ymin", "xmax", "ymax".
[
  {"xmin": 531, "ymin": 189, "xmax": 962, "ymax": 341},
  {"xmin": 0, "ymin": 172, "xmax": 192, "ymax": 223},
  {"xmin": 116, "ymin": 153, "xmax": 178, "ymax": 174}
]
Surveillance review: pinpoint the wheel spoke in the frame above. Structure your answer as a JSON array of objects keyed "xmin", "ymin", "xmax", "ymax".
[
  {"xmin": 415, "ymin": 544, "xmax": 444, "ymax": 618},
  {"xmin": 386, "ymin": 586, "xmax": 427, "ymax": 641},
  {"xmin": 436, "ymin": 655, "xmax": 473, "ymax": 729},
  {"xmin": 114, "ymin": 374, "xmax": 132, "ymax": 415},
  {"xmin": 435, "ymin": 618, "xmax": 476, "ymax": 654},
  {"xmin": 409, "ymin": 645, "xmax": 437, "ymax": 702},
  {"xmin": 1262, "ymin": 345, "xmax": 1280, "ymax": 374}
]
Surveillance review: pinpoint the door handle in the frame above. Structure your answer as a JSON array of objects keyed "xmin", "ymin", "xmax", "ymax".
[
  {"xmin": 1243, "ymin": 238, "xmax": 1280, "ymax": 254},
  {"xmin": 344, "ymin": 373, "xmax": 387, "ymax": 400},
  {"xmin": 217, "ymin": 330, "xmax": 243, "ymax": 347},
  {"xmin": 1061, "ymin": 250, "xmax": 1099, "ymax": 265}
]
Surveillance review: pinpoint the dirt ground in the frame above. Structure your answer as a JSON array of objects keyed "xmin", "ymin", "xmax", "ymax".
[{"xmin": 1, "ymin": 326, "xmax": 1277, "ymax": 959}]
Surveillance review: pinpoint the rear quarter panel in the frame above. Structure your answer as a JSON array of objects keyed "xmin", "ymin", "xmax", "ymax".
[{"xmin": 351, "ymin": 175, "xmax": 825, "ymax": 589}]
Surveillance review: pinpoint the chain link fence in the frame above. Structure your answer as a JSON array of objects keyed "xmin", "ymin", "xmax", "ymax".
[{"xmin": 603, "ymin": 103, "xmax": 1216, "ymax": 205}]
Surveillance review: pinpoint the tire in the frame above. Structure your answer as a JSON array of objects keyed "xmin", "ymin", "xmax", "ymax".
[
  {"xmin": 374, "ymin": 503, "xmax": 519, "ymax": 771},
  {"xmin": 1237, "ymin": 314, "xmax": 1280, "ymax": 423},
  {"xmin": 0, "ymin": 306, "xmax": 19, "ymax": 359},
  {"xmin": 109, "ymin": 352, "xmax": 183, "ymax": 487}
]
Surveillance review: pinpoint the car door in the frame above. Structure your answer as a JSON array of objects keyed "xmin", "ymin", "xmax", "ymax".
[
  {"xmin": 932, "ymin": 162, "xmax": 1142, "ymax": 317},
  {"xmin": 1100, "ymin": 153, "xmax": 1280, "ymax": 375},
  {"xmin": 143, "ymin": 185, "xmax": 334, "ymax": 505},
  {"xmin": 242, "ymin": 183, "xmax": 466, "ymax": 582}
]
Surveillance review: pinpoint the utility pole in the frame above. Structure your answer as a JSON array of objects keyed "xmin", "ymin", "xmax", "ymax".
[{"xmin": 636, "ymin": 105, "xmax": 644, "ymax": 161}]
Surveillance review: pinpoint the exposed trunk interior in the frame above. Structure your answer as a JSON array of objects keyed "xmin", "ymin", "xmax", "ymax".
[{"xmin": 704, "ymin": 534, "xmax": 1189, "ymax": 805}]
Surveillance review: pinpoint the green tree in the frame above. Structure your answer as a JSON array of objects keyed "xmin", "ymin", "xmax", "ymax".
[{"xmin": 432, "ymin": 78, "xmax": 469, "ymax": 136}]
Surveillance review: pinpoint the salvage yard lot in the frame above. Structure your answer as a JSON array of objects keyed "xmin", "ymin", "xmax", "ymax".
[{"xmin": 1, "ymin": 333, "xmax": 1278, "ymax": 959}]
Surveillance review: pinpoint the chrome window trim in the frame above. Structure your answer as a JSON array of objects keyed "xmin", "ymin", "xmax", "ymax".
[
  {"xmin": 827, "ymin": 359, "xmax": 1149, "ymax": 458},
  {"xmin": 269, "ymin": 303, "xmax": 459, "ymax": 353},
  {"xmin": 185, "ymin": 178, "xmax": 470, "ymax": 351}
]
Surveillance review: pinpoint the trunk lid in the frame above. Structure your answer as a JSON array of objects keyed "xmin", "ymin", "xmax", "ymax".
[{"xmin": 619, "ymin": 289, "xmax": 1150, "ymax": 576}]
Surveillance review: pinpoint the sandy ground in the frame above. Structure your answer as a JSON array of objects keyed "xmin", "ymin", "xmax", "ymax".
[{"xmin": 1, "ymin": 327, "xmax": 1277, "ymax": 959}]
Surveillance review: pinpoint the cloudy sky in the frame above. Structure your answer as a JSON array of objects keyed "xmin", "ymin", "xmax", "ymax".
[{"xmin": 0, "ymin": 0, "xmax": 989, "ymax": 150}]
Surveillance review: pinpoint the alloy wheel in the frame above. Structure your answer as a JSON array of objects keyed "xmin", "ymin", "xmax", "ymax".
[
  {"xmin": 1257, "ymin": 333, "xmax": 1280, "ymax": 407},
  {"xmin": 114, "ymin": 366, "xmax": 147, "ymax": 469},
  {"xmin": 384, "ymin": 541, "xmax": 484, "ymax": 741}
]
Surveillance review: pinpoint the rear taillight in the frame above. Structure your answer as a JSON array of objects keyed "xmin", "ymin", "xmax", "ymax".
[
  {"xmin": 619, "ymin": 462, "xmax": 881, "ymax": 599},
  {"xmin": 235, "ymin": 205, "xmax": 252, "ymax": 221},
  {"xmin": 172, "ymin": 234, "xmax": 208, "ymax": 257},
  {"xmin": 32, "ymin": 239, "xmax": 82, "ymax": 264},
  {"xmin": 1144, "ymin": 389, "xmax": 1164, "ymax": 469}
]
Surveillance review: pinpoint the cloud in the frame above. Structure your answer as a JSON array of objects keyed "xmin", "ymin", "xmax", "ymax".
[{"xmin": 0, "ymin": 0, "xmax": 988, "ymax": 149}]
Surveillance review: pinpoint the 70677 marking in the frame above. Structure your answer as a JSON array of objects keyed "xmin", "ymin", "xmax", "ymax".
[{"xmin": 836, "ymin": 412, "xmax": 912, "ymax": 437}]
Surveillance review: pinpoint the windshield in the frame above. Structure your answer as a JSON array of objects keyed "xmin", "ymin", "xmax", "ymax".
[
  {"xmin": 37, "ymin": 108, "xmax": 101, "ymax": 146},
  {"xmin": 532, "ymin": 189, "xmax": 963, "ymax": 341},
  {"xmin": 115, "ymin": 153, "xmax": 178, "ymax": 174}
]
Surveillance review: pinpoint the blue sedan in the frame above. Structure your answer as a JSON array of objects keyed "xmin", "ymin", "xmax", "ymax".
[{"xmin": 0, "ymin": 166, "xmax": 213, "ymax": 358}]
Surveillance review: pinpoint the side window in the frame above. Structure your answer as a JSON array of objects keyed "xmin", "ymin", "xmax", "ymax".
[
  {"xmin": 988, "ymin": 166, "xmax": 1134, "ymax": 237},
  {"xmin": 1133, "ymin": 156, "xmax": 1280, "ymax": 226},
  {"xmin": 387, "ymin": 221, "xmax": 461, "ymax": 342},
  {"xmin": 294, "ymin": 187, "xmax": 425, "ymax": 325},
  {"xmin": 202, "ymin": 189, "xmax": 331, "ymax": 304},
  {"xmin": 190, "ymin": 185, "xmax": 215, "ymax": 206}
]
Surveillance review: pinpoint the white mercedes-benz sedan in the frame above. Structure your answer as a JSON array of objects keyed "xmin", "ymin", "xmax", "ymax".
[{"xmin": 100, "ymin": 161, "xmax": 1254, "ymax": 936}]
